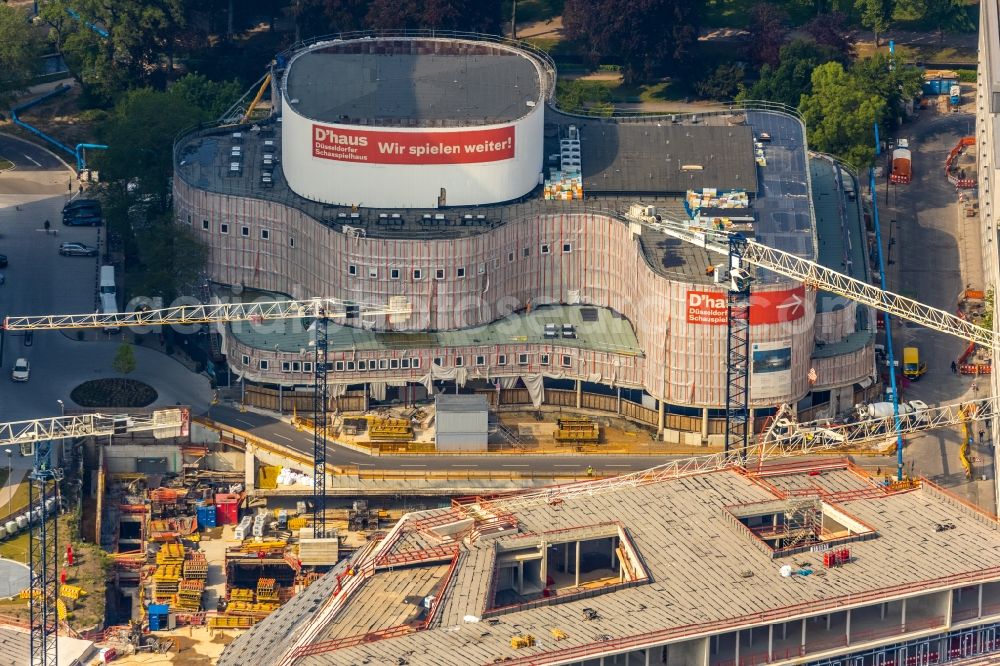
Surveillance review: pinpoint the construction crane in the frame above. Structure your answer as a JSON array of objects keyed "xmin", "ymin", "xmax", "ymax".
[
  {"xmin": 1, "ymin": 409, "xmax": 187, "ymax": 666},
  {"xmin": 2, "ymin": 298, "xmax": 408, "ymax": 666}
]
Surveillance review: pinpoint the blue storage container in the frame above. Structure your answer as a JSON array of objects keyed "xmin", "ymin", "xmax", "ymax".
[
  {"xmin": 197, "ymin": 505, "xmax": 217, "ymax": 529},
  {"xmin": 149, "ymin": 603, "xmax": 169, "ymax": 615}
]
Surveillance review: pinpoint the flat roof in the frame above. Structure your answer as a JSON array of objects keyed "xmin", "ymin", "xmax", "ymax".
[
  {"xmin": 220, "ymin": 463, "xmax": 1000, "ymax": 665},
  {"xmin": 285, "ymin": 43, "xmax": 541, "ymax": 126},
  {"xmin": 579, "ymin": 122, "xmax": 758, "ymax": 195},
  {"xmin": 227, "ymin": 302, "xmax": 642, "ymax": 356},
  {"xmin": 436, "ymin": 394, "xmax": 489, "ymax": 413}
]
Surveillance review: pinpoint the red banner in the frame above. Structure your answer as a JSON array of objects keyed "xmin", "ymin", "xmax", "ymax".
[
  {"xmin": 312, "ymin": 124, "xmax": 515, "ymax": 165},
  {"xmin": 685, "ymin": 286, "xmax": 806, "ymax": 325}
]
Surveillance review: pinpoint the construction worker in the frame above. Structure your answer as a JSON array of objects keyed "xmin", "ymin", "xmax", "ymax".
[
  {"xmin": 586, "ymin": 465, "xmax": 594, "ymax": 477},
  {"xmin": 980, "ymin": 429, "xmax": 986, "ymax": 445},
  {"xmin": 951, "ymin": 360, "xmax": 958, "ymax": 374}
]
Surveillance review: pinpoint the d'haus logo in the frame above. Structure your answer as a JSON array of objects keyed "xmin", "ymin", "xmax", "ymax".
[{"xmin": 314, "ymin": 127, "xmax": 368, "ymax": 147}]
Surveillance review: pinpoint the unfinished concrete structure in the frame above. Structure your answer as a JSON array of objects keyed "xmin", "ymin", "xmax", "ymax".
[{"xmin": 218, "ymin": 459, "xmax": 1000, "ymax": 665}]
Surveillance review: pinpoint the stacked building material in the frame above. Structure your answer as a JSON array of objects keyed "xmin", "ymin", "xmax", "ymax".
[
  {"xmin": 229, "ymin": 588, "xmax": 255, "ymax": 603},
  {"xmin": 183, "ymin": 552, "xmax": 208, "ymax": 581},
  {"xmin": 256, "ymin": 578, "xmax": 279, "ymax": 603},
  {"xmin": 153, "ymin": 565, "xmax": 182, "ymax": 601},
  {"xmin": 172, "ymin": 580, "xmax": 204, "ymax": 612},
  {"xmin": 554, "ymin": 417, "xmax": 599, "ymax": 443},
  {"xmin": 368, "ymin": 417, "xmax": 413, "ymax": 441},
  {"xmin": 156, "ymin": 543, "xmax": 185, "ymax": 565},
  {"xmin": 226, "ymin": 601, "xmax": 279, "ymax": 617},
  {"xmin": 208, "ymin": 615, "xmax": 257, "ymax": 628}
]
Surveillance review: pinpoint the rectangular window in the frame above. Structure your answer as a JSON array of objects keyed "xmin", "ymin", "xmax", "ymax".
[
  {"xmin": 202, "ymin": 219, "xmax": 209, "ymax": 231},
  {"xmin": 454, "ymin": 356, "xmax": 464, "ymax": 367},
  {"xmin": 378, "ymin": 359, "xmax": 388, "ymax": 370},
  {"xmin": 475, "ymin": 355, "xmax": 486, "ymax": 366},
  {"xmin": 368, "ymin": 267, "xmax": 378, "ymax": 279},
  {"xmin": 241, "ymin": 354, "xmax": 250, "ymax": 365},
  {"xmin": 303, "ymin": 362, "xmax": 313, "ymax": 373},
  {"xmin": 259, "ymin": 359, "xmax": 269, "ymax": 370},
  {"xmin": 260, "ymin": 229, "xmax": 270, "ymax": 240},
  {"xmin": 434, "ymin": 356, "xmax": 444, "ymax": 367},
  {"xmin": 401, "ymin": 358, "xmax": 411, "ymax": 369},
  {"xmin": 390, "ymin": 268, "xmax": 400, "ymax": 280},
  {"xmin": 561, "ymin": 355, "xmax": 572, "ymax": 367},
  {"xmin": 563, "ymin": 242, "xmax": 572, "ymax": 253},
  {"xmin": 522, "ymin": 247, "xmax": 530, "ymax": 258},
  {"xmin": 389, "ymin": 359, "xmax": 399, "ymax": 369},
  {"xmin": 281, "ymin": 361, "xmax": 291, "ymax": 372},
  {"xmin": 368, "ymin": 359, "xmax": 377, "ymax": 370},
  {"xmin": 413, "ymin": 268, "xmax": 423, "ymax": 280},
  {"xmin": 435, "ymin": 268, "xmax": 445, "ymax": 280},
  {"xmin": 518, "ymin": 353, "xmax": 529, "ymax": 366},
  {"xmin": 508, "ymin": 251, "xmax": 515, "ymax": 263},
  {"xmin": 220, "ymin": 223, "xmax": 229, "ymax": 234},
  {"xmin": 456, "ymin": 266, "xmax": 465, "ymax": 278},
  {"xmin": 346, "ymin": 361, "xmax": 355, "ymax": 371},
  {"xmin": 335, "ymin": 361, "xmax": 345, "ymax": 371},
  {"xmin": 289, "ymin": 237, "xmax": 295, "ymax": 248},
  {"xmin": 291, "ymin": 361, "xmax": 301, "ymax": 372},
  {"xmin": 241, "ymin": 226, "xmax": 250, "ymax": 237},
  {"xmin": 540, "ymin": 354, "xmax": 550, "ymax": 366},
  {"xmin": 357, "ymin": 359, "xmax": 366, "ymax": 372},
  {"xmin": 412, "ymin": 357, "xmax": 421, "ymax": 369},
  {"xmin": 348, "ymin": 265, "xmax": 357, "ymax": 276},
  {"xmin": 493, "ymin": 258, "xmax": 501, "ymax": 269},
  {"xmin": 478, "ymin": 263, "xmax": 486, "ymax": 275},
  {"xmin": 541, "ymin": 243, "xmax": 551, "ymax": 255},
  {"xmin": 497, "ymin": 354, "xmax": 507, "ymax": 365}
]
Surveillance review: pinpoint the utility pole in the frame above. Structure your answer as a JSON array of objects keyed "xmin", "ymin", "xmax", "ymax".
[{"xmin": 510, "ymin": 0, "xmax": 517, "ymax": 39}]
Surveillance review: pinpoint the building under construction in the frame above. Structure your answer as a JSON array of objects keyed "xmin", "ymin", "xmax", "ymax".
[{"xmin": 218, "ymin": 459, "xmax": 1000, "ymax": 665}]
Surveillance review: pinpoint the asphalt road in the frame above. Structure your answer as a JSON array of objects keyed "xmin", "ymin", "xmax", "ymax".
[
  {"xmin": 0, "ymin": 133, "xmax": 68, "ymax": 172},
  {"xmin": 206, "ymin": 404, "xmax": 676, "ymax": 474},
  {"xmin": 877, "ymin": 111, "xmax": 996, "ymax": 508}
]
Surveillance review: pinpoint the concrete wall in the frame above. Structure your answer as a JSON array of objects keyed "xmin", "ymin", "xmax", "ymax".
[{"xmin": 103, "ymin": 444, "xmax": 181, "ymax": 474}]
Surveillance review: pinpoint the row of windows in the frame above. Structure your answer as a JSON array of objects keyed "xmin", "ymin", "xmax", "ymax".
[
  {"xmin": 240, "ymin": 353, "xmax": 574, "ymax": 372},
  {"xmin": 347, "ymin": 243, "xmax": 574, "ymax": 280},
  {"xmin": 201, "ymin": 220, "xmax": 294, "ymax": 247}
]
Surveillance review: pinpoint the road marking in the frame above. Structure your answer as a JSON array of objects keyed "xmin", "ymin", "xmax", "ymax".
[
  {"xmin": 502, "ymin": 464, "xmax": 530, "ymax": 467},
  {"xmin": 605, "ymin": 464, "xmax": 633, "ymax": 467},
  {"xmin": 22, "ymin": 153, "xmax": 41, "ymax": 167},
  {"xmin": 234, "ymin": 418, "xmax": 255, "ymax": 427},
  {"xmin": 450, "ymin": 464, "xmax": 478, "ymax": 467},
  {"xmin": 399, "ymin": 464, "xmax": 427, "ymax": 467},
  {"xmin": 553, "ymin": 464, "xmax": 580, "ymax": 467},
  {"xmin": 271, "ymin": 434, "xmax": 293, "ymax": 442}
]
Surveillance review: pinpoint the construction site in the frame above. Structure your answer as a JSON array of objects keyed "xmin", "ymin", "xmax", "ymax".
[{"xmin": 0, "ymin": 23, "xmax": 999, "ymax": 666}]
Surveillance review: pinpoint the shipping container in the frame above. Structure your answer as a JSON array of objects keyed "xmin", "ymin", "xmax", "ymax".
[{"xmin": 214, "ymin": 494, "xmax": 239, "ymax": 525}]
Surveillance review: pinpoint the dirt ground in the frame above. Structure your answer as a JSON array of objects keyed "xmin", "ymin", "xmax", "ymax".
[{"xmin": 100, "ymin": 626, "xmax": 237, "ymax": 666}]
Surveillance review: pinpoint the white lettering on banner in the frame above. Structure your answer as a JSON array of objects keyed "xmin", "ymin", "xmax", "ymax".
[
  {"xmin": 686, "ymin": 290, "xmax": 727, "ymax": 325},
  {"xmin": 313, "ymin": 127, "xmax": 369, "ymax": 146}
]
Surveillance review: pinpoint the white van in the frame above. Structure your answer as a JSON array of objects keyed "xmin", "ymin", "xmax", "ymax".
[{"xmin": 99, "ymin": 265, "xmax": 119, "ymax": 332}]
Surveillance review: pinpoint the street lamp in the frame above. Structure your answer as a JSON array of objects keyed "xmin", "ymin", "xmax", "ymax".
[
  {"xmin": 3, "ymin": 449, "xmax": 11, "ymax": 519},
  {"xmin": 57, "ymin": 399, "xmax": 64, "ymax": 417}
]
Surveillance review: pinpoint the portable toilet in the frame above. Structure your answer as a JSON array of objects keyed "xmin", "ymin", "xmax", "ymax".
[
  {"xmin": 15, "ymin": 514, "xmax": 29, "ymax": 530},
  {"xmin": 4, "ymin": 520, "xmax": 18, "ymax": 535}
]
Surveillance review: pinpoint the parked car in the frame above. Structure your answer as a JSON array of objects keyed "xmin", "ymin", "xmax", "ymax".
[
  {"xmin": 0, "ymin": 254, "xmax": 6, "ymax": 267},
  {"xmin": 63, "ymin": 198, "xmax": 102, "ymax": 214},
  {"xmin": 11, "ymin": 358, "xmax": 29, "ymax": 382},
  {"xmin": 58, "ymin": 242, "xmax": 98, "ymax": 257},
  {"xmin": 23, "ymin": 332, "xmax": 32, "ymax": 347},
  {"xmin": 62, "ymin": 213, "xmax": 102, "ymax": 227}
]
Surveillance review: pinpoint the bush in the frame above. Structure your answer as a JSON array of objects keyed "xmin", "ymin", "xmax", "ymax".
[{"xmin": 957, "ymin": 69, "xmax": 977, "ymax": 83}]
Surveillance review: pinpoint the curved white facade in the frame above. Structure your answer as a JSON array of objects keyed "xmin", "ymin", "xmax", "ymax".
[{"xmin": 281, "ymin": 101, "xmax": 544, "ymax": 208}]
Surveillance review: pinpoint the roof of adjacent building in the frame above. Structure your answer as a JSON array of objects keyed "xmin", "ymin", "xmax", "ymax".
[
  {"xmin": 284, "ymin": 42, "xmax": 542, "ymax": 126},
  {"xmin": 435, "ymin": 394, "xmax": 489, "ymax": 413},
  {"xmin": 0, "ymin": 625, "xmax": 96, "ymax": 666},
  {"xmin": 219, "ymin": 462, "xmax": 1000, "ymax": 666},
  {"xmin": 579, "ymin": 122, "xmax": 758, "ymax": 195}
]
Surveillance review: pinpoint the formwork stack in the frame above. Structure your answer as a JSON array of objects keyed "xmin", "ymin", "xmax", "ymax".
[
  {"xmin": 554, "ymin": 417, "xmax": 599, "ymax": 444},
  {"xmin": 172, "ymin": 580, "xmax": 205, "ymax": 612},
  {"xmin": 368, "ymin": 417, "xmax": 413, "ymax": 441},
  {"xmin": 183, "ymin": 552, "xmax": 208, "ymax": 581},
  {"xmin": 153, "ymin": 565, "xmax": 182, "ymax": 602}
]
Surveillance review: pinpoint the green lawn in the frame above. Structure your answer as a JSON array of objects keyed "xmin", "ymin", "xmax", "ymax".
[
  {"xmin": 0, "ymin": 470, "xmax": 31, "ymax": 519},
  {"xmin": 0, "ymin": 159, "xmax": 13, "ymax": 172}
]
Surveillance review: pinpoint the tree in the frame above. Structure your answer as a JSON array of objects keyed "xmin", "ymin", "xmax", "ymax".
[
  {"xmin": 695, "ymin": 63, "xmax": 745, "ymax": 100},
  {"xmin": 855, "ymin": 0, "xmax": 894, "ymax": 46},
  {"xmin": 740, "ymin": 39, "xmax": 842, "ymax": 107},
  {"xmin": 0, "ymin": 5, "xmax": 43, "ymax": 106},
  {"xmin": 364, "ymin": 0, "xmax": 502, "ymax": 32},
  {"xmin": 746, "ymin": 3, "xmax": 789, "ymax": 68},
  {"xmin": 113, "ymin": 343, "xmax": 137, "ymax": 375},
  {"xmin": 129, "ymin": 215, "xmax": 209, "ymax": 302},
  {"xmin": 803, "ymin": 12, "xmax": 852, "ymax": 59},
  {"xmin": 800, "ymin": 61, "xmax": 885, "ymax": 167},
  {"xmin": 322, "ymin": 0, "xmax": 369, "ymax": 31},
  {"xmin": 921, "ymin": 0, "xmax": 974, "ymax": 43},
  {"xmin": 563, "ymin": 0, "xmax": 699, "ymax": 83},
  {"xmin": 849, "ymin": 53, "xmax": 923, "ymax": 127}
]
